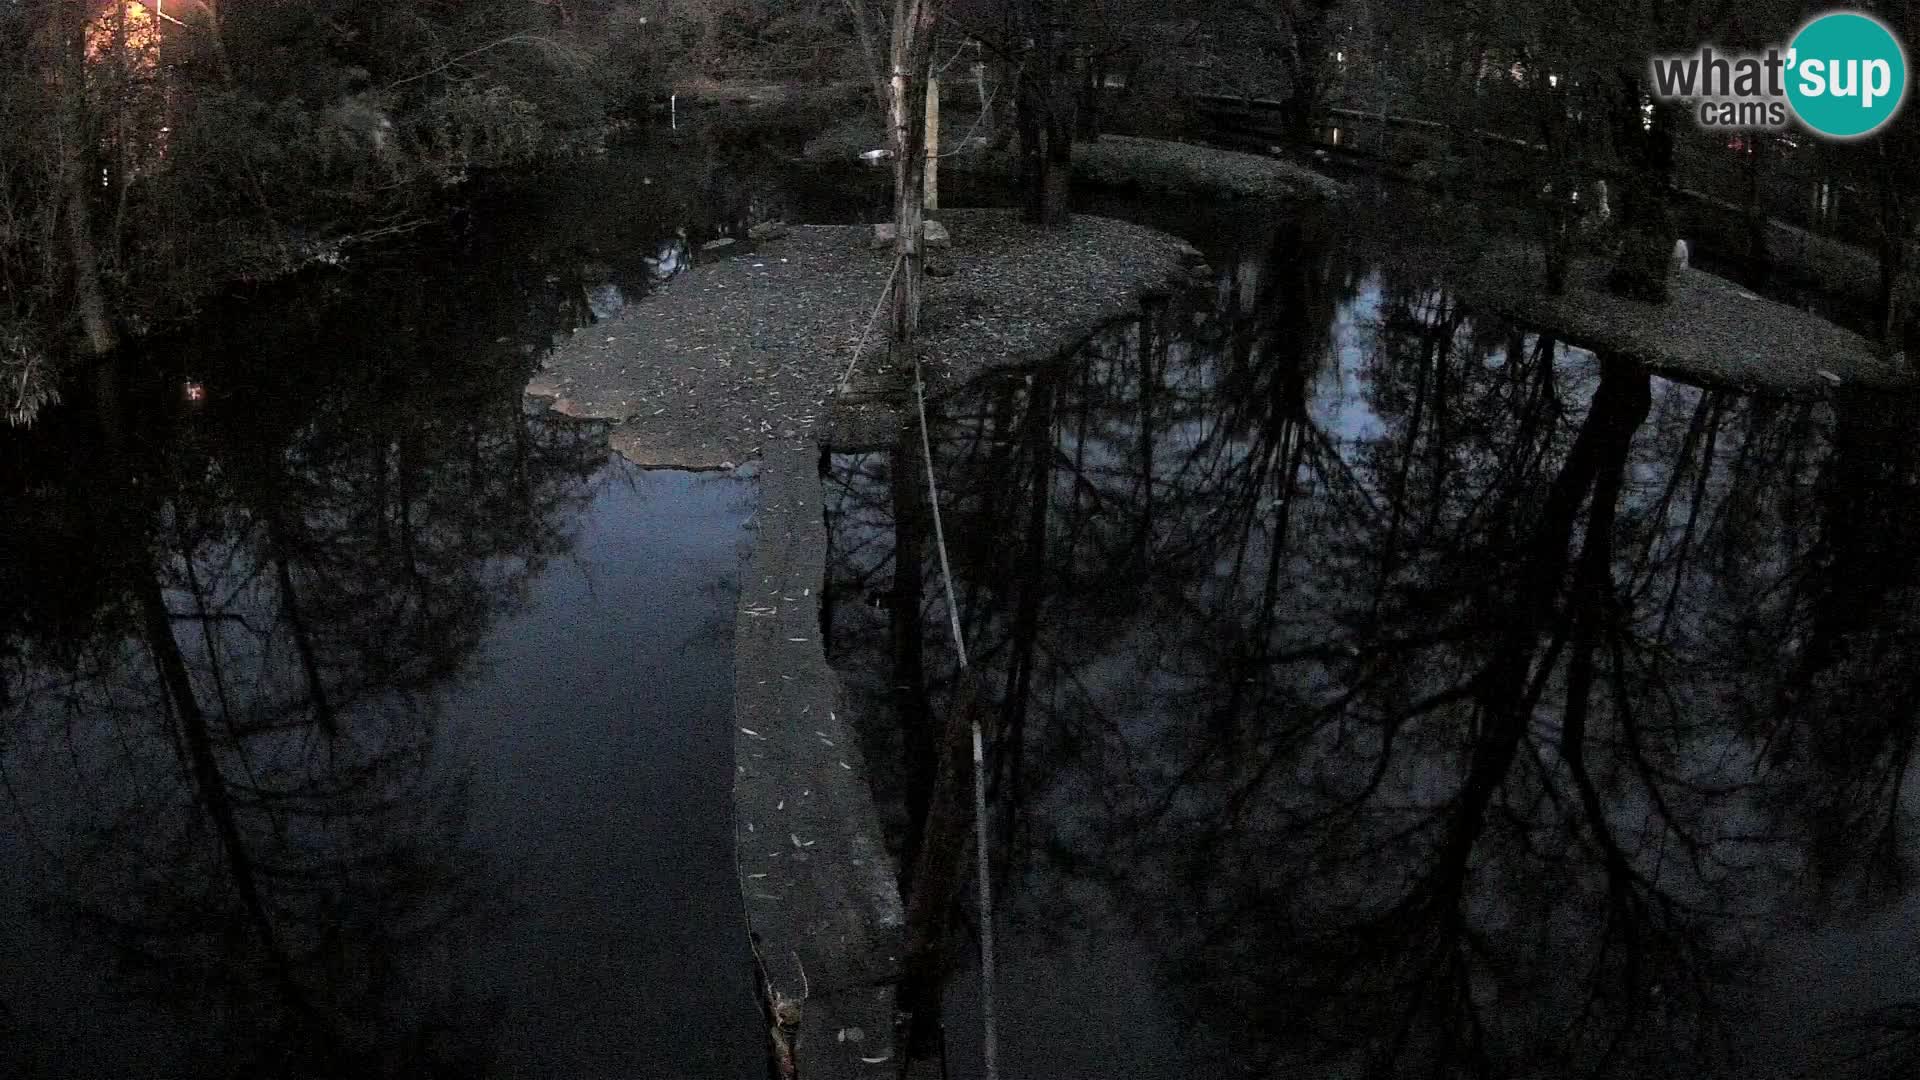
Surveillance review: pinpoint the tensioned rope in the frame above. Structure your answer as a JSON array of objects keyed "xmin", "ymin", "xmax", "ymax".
[
  {"xmin": 840, "ymin": 254, "xmax": 904, "ymax": 393},
  {"xmin": 913, "ymin": 360, "xmax": 999, "ymax": 1080},
  {"xmin": 839, "ymin": 223, "xmax": 999, "ymax": 1080}
]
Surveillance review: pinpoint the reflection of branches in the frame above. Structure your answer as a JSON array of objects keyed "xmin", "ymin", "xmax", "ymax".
[
  {"xmin": 822, "ymin": 206, "xmax": 1920, "ymax": 1077},
  {"xmin": 1817, "ymin": 1004, "xmax": 1920, "ymax": 1080},
  {"xmin": 1743, "ymin": 395, "xmax": 1920, "ymax": 910},
  {"xmin": 3, "ymin": 321, "xmax": 603, "ymax": 1073}
]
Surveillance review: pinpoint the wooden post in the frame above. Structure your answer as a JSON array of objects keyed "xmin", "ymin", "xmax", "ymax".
[
  {"xmin": 925, "ymin": 75, "xmax": 940, "ymax": 210},
  {"xmin": 887, "ymin": 0, "xmax": 936, "ymax": 371}
]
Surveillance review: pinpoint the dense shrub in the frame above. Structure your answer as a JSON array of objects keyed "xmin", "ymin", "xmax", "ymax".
[{"xmin": 1, "ymin": 0, "xmax": 666, "ymax": 424}]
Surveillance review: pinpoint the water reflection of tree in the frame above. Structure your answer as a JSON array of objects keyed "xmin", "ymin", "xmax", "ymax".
[
  {"xmin": 824, "ymin": 216, "xmax": 1920, "ymax": 1077},
  {"xmin": 0, "ymin": 310, "xmax": 606, "ymax": 1076}
]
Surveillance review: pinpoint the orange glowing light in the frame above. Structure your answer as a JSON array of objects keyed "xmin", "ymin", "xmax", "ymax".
[
  {"xmin": 84, "ymin": 3, "xmax": 175, "ymax": 170},
  {"xmin": 86, "ymin": 2, "xmax": 162, "ymax": 66}
]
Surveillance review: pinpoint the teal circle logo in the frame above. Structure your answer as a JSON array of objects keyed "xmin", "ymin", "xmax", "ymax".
[{"xmin": 1786, "ymin": 11, "xmax": 1908, "ymax": 138}]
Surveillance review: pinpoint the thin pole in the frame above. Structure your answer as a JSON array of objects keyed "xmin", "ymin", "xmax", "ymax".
[
  {"xmin": 925, "ymin": 73, "xmax": 940, "ymax": 211},
  {"xmin": 967, "ymin": 697, "xmax": 997, "ymax": 1080}
]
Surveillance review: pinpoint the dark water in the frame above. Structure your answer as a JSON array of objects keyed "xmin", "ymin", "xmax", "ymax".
[
  {"xmin": 0, "ymin": 129, "xmax": 841, "ymax": 1078},
  {"xmin": 823, "ymin": 203, "xmax": 1920, "ymax": 1079}
]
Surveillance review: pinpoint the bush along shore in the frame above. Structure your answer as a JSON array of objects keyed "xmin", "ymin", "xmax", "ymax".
[{"xmin": 3, "ymin": 1, "xmax": 674, "ymax": 425}]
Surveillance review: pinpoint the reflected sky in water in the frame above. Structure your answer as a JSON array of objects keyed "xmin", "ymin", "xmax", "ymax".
[
  {"xmin": 824, "ymin": 204, "xmax": 1920, "ymax": 1080},
  {"xmin": 1, "ymin": 457, "xmax": 757, "ymax": 1079},
  {"xmin": 0, "ymin": 143, "xmax": 775, "ymax": 1075}
]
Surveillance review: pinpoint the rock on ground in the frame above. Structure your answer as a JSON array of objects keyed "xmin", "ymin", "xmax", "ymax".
[{"xmin": 870, "ymin": 221, "xmax": 951, "ymax": 249}]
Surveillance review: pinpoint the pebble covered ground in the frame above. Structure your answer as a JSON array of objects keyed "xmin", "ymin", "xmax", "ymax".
[
  {"xmin": 526, "ymin": 208, "xmax": 1195, "ymax": 467},
  {"xmin": 1463, "ymin": 249, "xmax": 1910, "ymax": 394}
]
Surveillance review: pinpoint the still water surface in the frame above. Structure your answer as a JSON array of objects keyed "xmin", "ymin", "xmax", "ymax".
[
  {"xmin": 7, "ymin": 123, "xmax": 1917, "ymax": 1079},
  {"xmin": 0, "ymin": 127, "xmax": 814, "ymax": 1078},
  {"xmin": 824, "ymin": 199, "xmax": 1920, "ymax": 1080}
]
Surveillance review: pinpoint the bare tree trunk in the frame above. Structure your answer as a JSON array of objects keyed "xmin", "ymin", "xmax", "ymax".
[
  {"xmin": 1877, "ymin": 141, "xmax": 1904, "ymax": 338},
  {"xmin": 46, "ymin": 0, "xmax": 118, "ymax": 357},
  {"xmin": 1275, "ymin": 0, "xmax": 1337, "ymax": 143},
  {"xmin": 199, "ymin": 0, "xmax": 237, "ymax": 83},
  {"xmin": 64, "ymin": 177, "xmax": 117, "ymax": 357},
  {"xmin": 1534, "ymin": 74, "xmax": 1574, "ymax": 295},
  {"xmin": 1873, "ymin": 133, "xmax": 1920, "ymax": 365},
  {"xmin": 846, "ymin": 0, "xmax": 893, "ymax": 117},
  {"xmin": 1607, "ymin": 77, "xmax": 1677, "ymax": 304},
  {"xmin": 1076, "ymin": 49, "xmax": 1103, "ymax": 141},
  {"xmin": 887, "ymin": 0, "xmax": 937, "ymax": 369},
  {"xmin": 884, "ymin": 7, "xmax": 959, "ymax": 1065},
  {"xmin": 1011, "ymin": 0, "xmax": 1072, "ymax": 226},
  {"xmin": 1041, "ymin": 23, "xmax": 1077, "ymax": 223},
  {"xmin": 1741, "ymin": 135, "xmax": 1771, "ymax": 288},
  {"xmin": 1015, "ymin": 48, "xmax": 1047, "ymax": 219},
  {"xmin": 1867, "ymin": 7, "xmax": 1916, "ymax": 350},
  {"xmin": 109, "ymin": 0, "xmax": 132, "ymax": 279}
]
